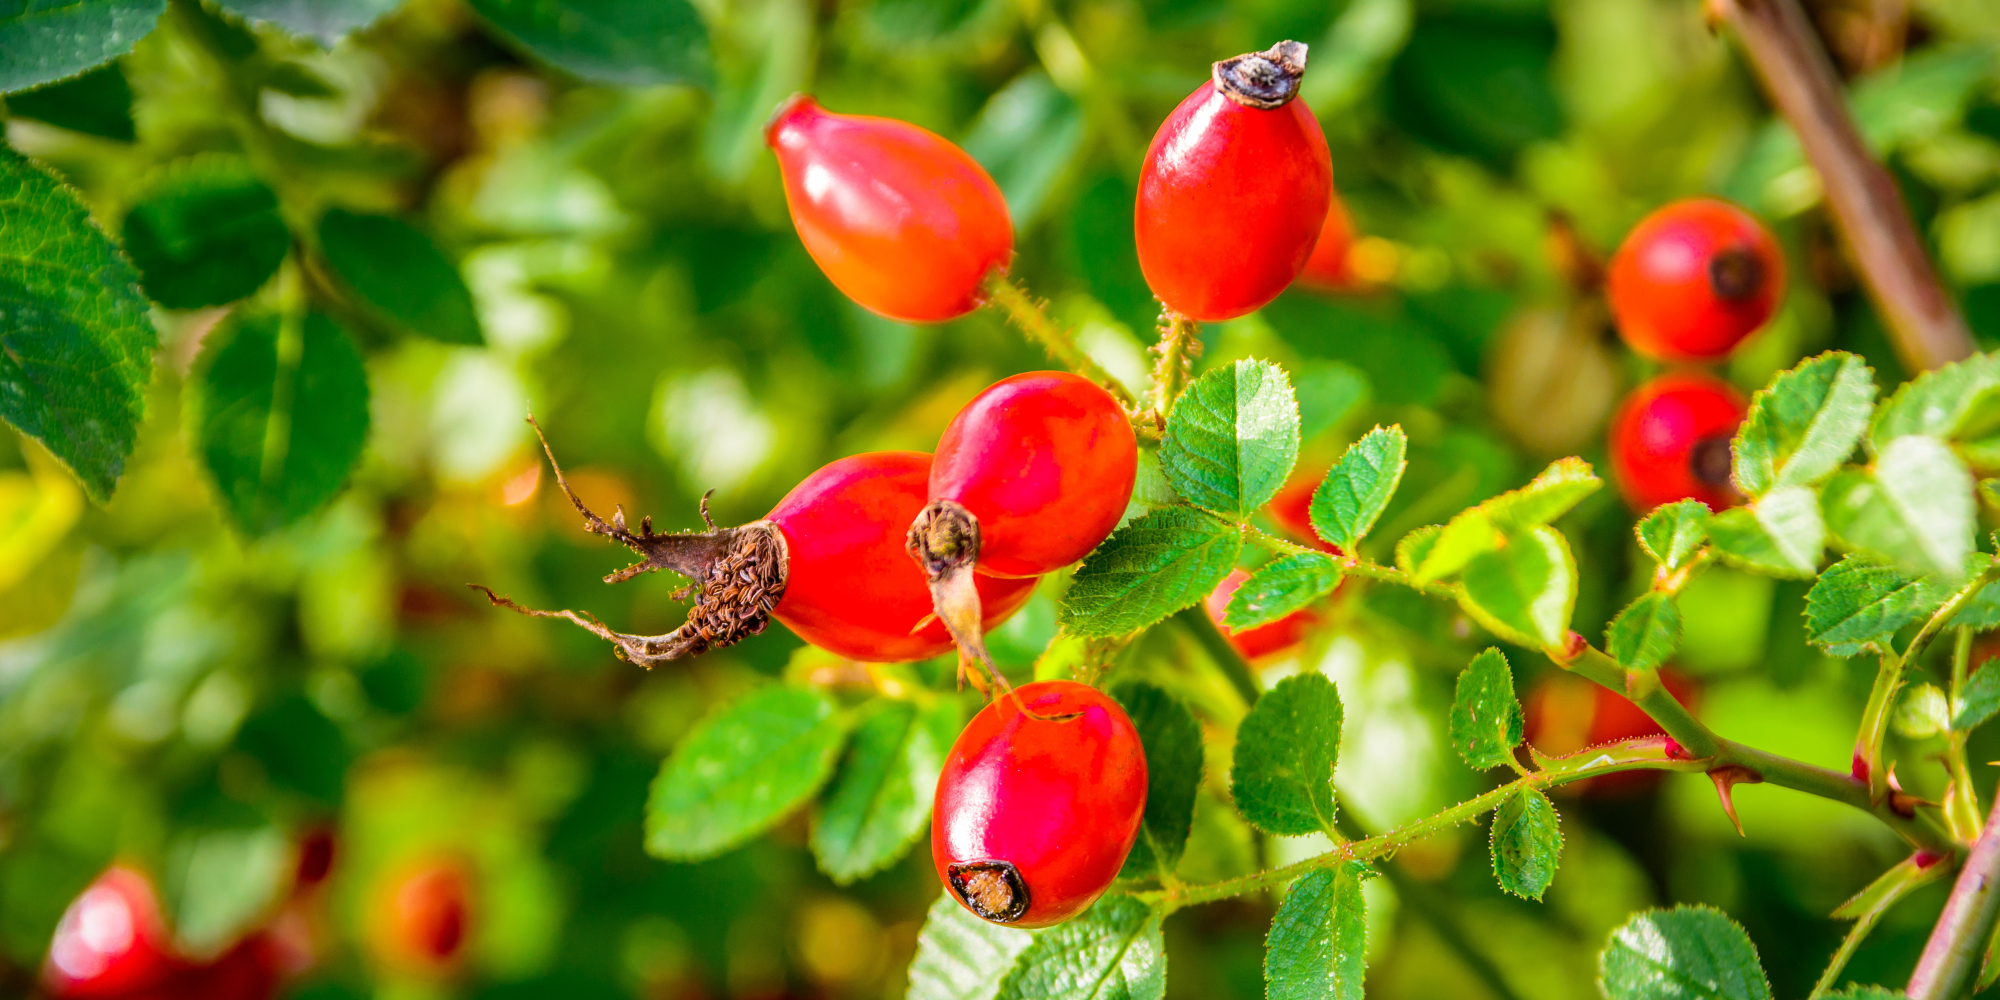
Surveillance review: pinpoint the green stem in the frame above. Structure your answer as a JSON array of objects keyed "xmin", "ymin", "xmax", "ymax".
[
  {"xmin": 983, "ymin": 277, "xmax": 1138, "ymax": 411},
  {"xmin": 1855, "ymin": 651, "xmax": 1904, "ymax": 802},
  {"xmin": 1150, "ymin": 311, "xmax": 1199, "ymax": 425},
  {"xmin": 1909, "ymin": 779, "xmax": 2000, "ymax": 1000},
  {"xmin": 1946, "ymin": 628, "xmax": 1981, "ymax": 843},
  {"xmin": 1173, "ymin": 605, "xmax": 1260, "ymax": 705},
  {"xmin": 1251, "ymin": 529, "xmax": 1459, "ymax": 600},
  {"xmin": 1809, "ymin": 853, "xmax": 1947, "ymax": 1000}
]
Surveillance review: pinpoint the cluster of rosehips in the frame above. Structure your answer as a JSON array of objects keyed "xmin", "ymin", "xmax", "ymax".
[{"xmin": 40, "ymin": 837, "xmax": 473, "ymax": 998}]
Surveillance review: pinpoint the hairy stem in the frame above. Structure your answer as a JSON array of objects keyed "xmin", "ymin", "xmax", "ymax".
[
  {"xmin": 1909, "ymin": 781, "xmax": 2000, "ymax": 1000},
  {"xmin": 1707, "ymin": 0, "xmax": 1973, "ymax": 372},
  {"xmin": 1172, "ymin": 605, "xmax": 1261, "ymax": 705},
  {"xmin": 983, "ymin": 277, "xmax": 1140, "ymax": 410},
  {"xmin": 1252, "ymin": 529, "xmax": 1459, "ymax": 600},
  {"xmin": 1946, "ymin": 628, "xmax": 1981, "ymax": 843},
  {"xmin": 1150, "ymin": 311, "xmax": 1200, "ymax": 426}
]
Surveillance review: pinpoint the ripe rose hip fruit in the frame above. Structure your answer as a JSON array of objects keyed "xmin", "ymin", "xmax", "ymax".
[
  {"xmin": 44, "ymin": 866, "xmax": 186, "ymax": 999},
  {"xmin": 1136, "ymin": 41, "xmax": 1332, "ymax": 321},
  {"xmin": 766, "ymin": 95, "xmax": 1013, "ymax": 324},
  {"xmin": 933, "ymin": 681, "xmax": 1147, "ymax": 927},
  {"xmin": 481, "ymin": 445, "xmax": 1033, "ymax": 665},
  {"xmin": 909, "ymin": 373, "xmax": 1135, "ymax": 676},
  {"xmin": 1609, "ymin": 372, "xmax": 1747, "ymax": 513},
  {"xmin": 1608, "ymin": 198, "xmax": 1785, "ymax": 361},
  {"xmin": 371, "ymin": 859, "xmax": 473, "ymax": 973},
  {"xmin": 166, "ymin": 932, "xmax": 283, "ymax": 1000},
  {"xmin": 1206, "ymin": 568, "xmax": 1322, "ymax": 660}
]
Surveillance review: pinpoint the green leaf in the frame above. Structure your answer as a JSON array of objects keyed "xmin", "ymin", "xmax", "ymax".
[
  {"xmin": 1222, "ymin": 552, "xmax": 1341, "ymax": 630},
  {"xmin": 1160, "ymin": 359, "xmax": 1301, "ymax": 518},
  {"xmin": 467, "ymin": 0, "xmax": 712, "ymax": 88},
  {"xmin": 1111, "ymin": 682, "xmax": 1203, "ymax": 879},
  {"xmin": 1638, "ymin": 500, "xmax": 1712, "ymax": 571},
  {"xmin": 0, "ymin": 147, "xmax": 154, "ymax": 501},
  {"xmin": 1395, "ymin": 524, "xmax": 1441, "ymax": 576},
  {"xmin": 1229, "ymin": 672, "xmax": 1342, "ymax": 837},
  {"xmin": 122, "ymin": 157, "xmax": 287, "ymax": 309},
  {"xmin": 1059, "ymin": 507, "xmax": 1242, "ymax": 637},
  {"xmin": 1607, "ymin": 592, "xmax": 1682, "ymax": 671},
  {"xmin": 1456, "ymin": 525, "xmax": 1577, "ymax": 650},
  {"xmin": 1308, "ymin": 424, "xmax": 1406, "ymax": 552},
  {"xmin": 645, "ymin": 684, "xmax": 848, "ymax": 861},
  {"xmin": 187, "ymin": 313, "xmax": 370, "ymax": 535},
  {"xmin": 1450, "ymin": 648, "xmax": 1523, "ymax": 770},
  {"xmin": 992, "ymin": 895, "xmax": 1165, "ymax": 1000},
  {"xmin": 1870, "ymin": 351, "xmax": 2000, "ymax": 453},
  {"xmin": 213, "ymin": 0, "xmax": 401, "ymax": 45},
  {"xmin": 1953, "ymin": 663, "xmax": 2000, "ymax": 732},
  {"xmin": 4, "ymin": 62, "xmax": 133, "ymax": 141},
  {"xmin": 1264, "ymin": 862, "xmax": 1372, "ymax": 1000},
  {"xmin": 1707, "ymin": 485, "xmax": 1824, "ymax": 578},
  {"xmin": 907, "ymin": 892, "xmax": 1036, "ymax": 1000},
  {"xmin": 1804, "ymin": 555, "xmax": 1947, "ymax": 655},
  {"xmin": 1599, "ymin": 905, "xmax": 1773, "ymax": 1000},
  {"xmin": 1732, "ymin": 352, "xmax": 1876, "ymax": 497},
  {"xmin": 1417, "ymin": 458, "xmax": 1600, "ymax": 582},
  {"xmin": 1952, "ymin": 580, "xmax": 2000, "ymax": 631},
  {"xmin": 1822, "ymin": 436, "xmax": 1977, "ymax": 579},
  {"xmin": 318, "ymin": 209, "xmax": 484, "ymax": 346},
  {"xmin": 0, "ymin": 0, "xmax": 164, "ymax": 93},
  {"xmin": 811, "ymin": 698, "xmax": 959, "ymax": 885},
  {"xmin": 1489, "ymin": 786, "xmax": 1561, "ymax": 900}
]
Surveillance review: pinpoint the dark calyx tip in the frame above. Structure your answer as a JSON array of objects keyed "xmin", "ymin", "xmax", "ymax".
[
  {"xmin": 948, "ymin": 861, "xmax": 1030, "ymax": 923},
  {"xmin": 1707, "ymin": 246, "xmax": 1765, "ymax": 301},
  {"xmin": 908, "ymin": 499, "xmax": 981, "ymax": 581},
  {"xmin": 1213, "ymin": 40, "xmax": 1309, "ymax": 110},
  {"xmin": 1689, "ymin": 434, "xmax": 1735, "ymax": 488}
]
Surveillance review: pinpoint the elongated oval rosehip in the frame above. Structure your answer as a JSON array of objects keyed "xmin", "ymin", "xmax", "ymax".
[
  {"xmin": 908, "ymin": 372, "xmax": 1134, "ymax": 679},
  {"xmin": 1609, "ymin": 372, "xmax": 1747, "ymax": 514},
  {"xmin": 1608, "ymin": 198, "xmax": 1786, "ymax": 361},
  {"xmin": 1206, "ymin": 568, "xmax": 1321, "ymax": 660},
  {"xmin": 1136, "ymin": 41, "xmax": 1332, "ymax": 321},
  {"xmin": 45, "ymin": 866, "xmax": 185, "ymax": 999},
  {"xmin": 933, "ymin": 681, "xmax": 1147, "ymax": 927},
  {"xmin": 766, "ymin": 95, "xmax": 1013, "ymax": 324}
]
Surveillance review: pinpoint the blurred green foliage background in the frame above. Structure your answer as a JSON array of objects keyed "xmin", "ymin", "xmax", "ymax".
[{"xmin": 5, "ymin": 0, "xmax": 2000, "ymax": 996}]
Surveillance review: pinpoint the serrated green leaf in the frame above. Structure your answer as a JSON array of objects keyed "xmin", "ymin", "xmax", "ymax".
[
  {"xmin": 1954, "ymin": 664, "xmax": 2000, "ymax": 732},
  {"xmin": 1222, "ymin": 552, "xmax": 1341, "ymax": 630},
  {"xmin": 907, "ymin": 892, "xmax": 1036, "ymax": 1000},
  {"xmin": 992, "ymin": 895, "xmax": 1164, "ymax": 1000},
  {"xmin": 1490, "ymin": 786, "xmax": 1561, "ymax": 900},
  {"xmin": 1607, "ymin": 591, "xmax": 1681, "ymax": 671},
  {"xmin": 1060, "ymin": 507, "xmax": 1241, "ymax": 637},
  {"xmin": 0, "ymin": 0, "xmax": 164, "ymax": 93},
  {"xmin": 1230, "ymin": 672, "xmax": 1342, "ymax": 837},
  {"xmin": 0, "ymin": 147, "xmax": 154, "ymax": 502},
  {"xmin": 213, "ymin": 0, "xmax": 401, "ymax": 45},
  {"xmin": 1870, "ymin": 352, "xmax": 2000, "ymax": 453},
  {"xmin": 1638, "ymin": 500, "xmax": 1712, "ymax": 571},
  {"xmin": 1450, "ymin": 648, "xmax": 1523, "ymax": 770},
  {"xmin": 1732, "ymin": 352, "xmax": 1876, "ymax": 497},
  {"xmin": 1821, "ymin": 436, "xmax": 1977, "ymax": 579},
  {"xmin": 1395, "ymin": 525, "xmax": 1441, "ymax": 576},
  {"xmin": 1160, "ymin": 359, "xmax": 1301, "ymax": 518},
  {"xmin": 1418, "ymin": 458, "xmax": 1600, "ymax": 582},
  {"xmin": 1456, "ymin": 525, "xmax": 1577, "ymax": 650},
  {"xmin": 1308, "ymin": 425, "xmax": 1405, "ymax": 551},
  {"xmin": 122, "ymin": 157, "xmax": 287, "ymax": 309},
  {"xmin": 1952, "ymin": 581, "xmax": 2000, "ymax": 631},
  {"xmin": 1265, "ymin": 862, "xmax": 1372, "ymax": 1000},
  {"xmin": 812, "ymin": 698, "xmax": 958, "ymax": 885},
  {"xmin": 1707, "ymin": 485, "xmax": 1823, "ymax": 578},
  {"xmin": 1599, "ymin": 905, "xmax": 1772, "ymax": 1000},
  {"xmin": 467, "ymin": 0, "xmax": 712, "ymax": 87},
  {"xmin": 646, "ymin": 685, "xmax": 848, "ymax": 861},
  {"xmin": 319, "ymin": 209, "xmax": 484, "ymax": 346},
  {"xmin": 1803, "ymin": 555, "xmax": 1947, "ymax": 654},
  {"xmin": 1112, "ymin": 683, "xmax": 1202, "ymax": 879},
  {"xmin": 187, "ymin": 313, "xmax": 370, "ymax": 535}
]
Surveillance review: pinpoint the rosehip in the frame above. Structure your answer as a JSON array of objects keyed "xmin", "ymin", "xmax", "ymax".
[
  {"xmin": 1136, "ymin": 41, "xmax": 1332, "ymax": 321},
  {"xmin": 44, "ymin": 866, "xmax": 185, "ymax": 999},
  {"xmin": 933, "ymin": 681, "xmax": 1147, "ymax": 927},
  {"xmin": 1296, "ymin": 189, "xmax": 1361, "ymax": 293},
  {"xmin": 1609, "ymin": 372, "xmax": 1747, "ymax": 514},
  {"xmin": 370, "ymin": 859, "xmax": 472, "ymax": 973},
  {"xmin": 166, "ymin": 933, "xmax": 282, "ymax": 1000},
  {"xmin": 1607, "ymin": 198, "xmax": 1786, "ymax": 361},
  {"xmin": 1206, "ymin": 568, "xmax": 1321, "ymax": 660},
  {"xmin": 766, "ymin": 95, "xmax": 1013, "ymax": 323}
]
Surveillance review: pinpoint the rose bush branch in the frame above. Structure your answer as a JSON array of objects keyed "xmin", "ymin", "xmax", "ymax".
[{"xmin": 1907, "ymin": 781, "xmax": 2000, "ymax": 1000}]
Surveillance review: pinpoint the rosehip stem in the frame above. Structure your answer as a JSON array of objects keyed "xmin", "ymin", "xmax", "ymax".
[
  {"xmin": 1908, "ymin": 781, "xmax": 2000, "ymax": 1000},
  {"xmin": 1149, "ymin": 311, "xmax": 1201, "ymax": 427},
  {"xmin": 981, "ymin": 276, "xmax": 1141, "ymax": 414}
]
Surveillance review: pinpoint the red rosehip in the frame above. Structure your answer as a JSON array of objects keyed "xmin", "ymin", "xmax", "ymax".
[
  {"xmin": 1609, "ymin": 372, "xmax": 1747, "ymax": 513},
  {"xmin": 294, "ymin": 827, "xmax": 336, "ymax": 890},
  {"xmin": 1206, "ymin": 568, "xmax": 1321, "ymax": 661},
  {"xmin": 933, "ymin": 681, "xmax": 1147, "ymax": 927},
  {"xmin": 44, "ymin": 866, "xmax": 186, "ymax": 999},
  {"xmin": 166, "ymin": 933, "xmax": 282, "ymax": 1000},
  {"xmin": 370, "ymin": 859, "xmax": 472, "ymax": 973},
  {"xmin": 1296, "ymin": 189, "xmax": 1361, "ymax": 293},
  {"xmin": 1607, "ymin": 198, "xmax": 1786, "ymax": 361},
  {"xmin": 766, "ymin": 95, "xmax": 1013, "ymax": 324},
  {"xmin": 1136, "ymin": 41, "xmax": 1332, "ymax": 321}
]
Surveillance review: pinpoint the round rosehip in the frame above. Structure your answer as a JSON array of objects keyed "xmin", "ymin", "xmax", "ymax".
[
  {"xmin": 370, "ymin": 859, "xmax": 472, "ymax": 973},
  {"xmin": 1297, "ymin": 189, "xmax": 1361, "ymax": 293},
  {"xmin": 1206, "ymin": 569, "xmax": 1321, "ymax": 660},
  {"xmin": 1136, "ymin": 41, "xmax": 1332, "ymax": 321},
  {"xmin": 1608, "ymin": 198, "xmax": 1785, "ymax": 361},
  {"xmin": 766, "ymin": 95, "xmax": 1013, "ymax": 323},
  {"xmin": 44, "ymin": 866, "xmax": 186, "ymax": 999},
  {"xmin": 933, "ymin": 681, "xmax": 1147, "ymax": 927},
  {"xmin": 1609, "ymin": 372, "xmax": 1747, "ymax": 513}
]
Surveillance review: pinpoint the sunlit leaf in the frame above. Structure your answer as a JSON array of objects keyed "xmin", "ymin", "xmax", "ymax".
[
  {"xmin": 1637, "ymin": 500, "xmax": 1711, "ymax": 571},
  {"xmin": 1607, "ymin": 592, "xmax": 1681, "ymax": 671},
  {"xmin": 1222, "ymin": 552, "xmax": 1340, "ymax": 630},
  {"xmin": 1450, "ymin": 648, "xmax": 1522, "ymax": 770},
  {"xmin": 1732, "ymin": 352, "xmax": 1875, "ymax": 497},
  {"xmin": 1823, "ymin": 436, "xmax": 1976, "ymax": 579},
  {"xmin": 1599, "ymin": 905, "xmax": 1772, "ymax": 1000},
  {"xmin": 1308, "ymin": 425, "xmax": 1405, "ymax": 552},
  {"xmin": 1489, "ymin": 786, "xmax": 1560, "ymax": 900},
  {"xmin": 1804, "ymin": 555, "xmax": 1948, "ymax": 656},
  {"xmin": 1264, "ymin": 862, "xmax": 1371, "ymax": 1000},
  {"xmin": 1707, "ymin": 485, "xmax": 1824, "ymax": 578},
  {"xmin": 0, "ymin": 0, "xmax": 164, "ymax": 93},
  {"xmin": 992, "ymin": 895, "xmax": 1165, "ymax": 1000},
  {"xmin": 646, "ymin": 685, "xmax": 848, "ymax": 861},
  {"xmin": 1160, "ymin": 359, "xmax": 1300, "ymax": 518},
  {"xmin": 1060, "ymin": 507, "xmax": 1241, "ymax": 637},
  {"xmin": 1230, "ymin": 672, "xmax": 1341, "ymax": 837},
  {"xmin": 1417, "ymin": 458, "xmax": 1599, "ymax": 582},
  {"xmin": 907, "ymin": 892, "xmax": 1035, "ymax": 1000},
  {"xmin": 1455, "ymin": 525, "xmax": 1577, "ymax": 650}
]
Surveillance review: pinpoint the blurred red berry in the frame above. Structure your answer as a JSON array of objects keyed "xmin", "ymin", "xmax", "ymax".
[
  {"xmin": 1609, "ymin": 372, "xmax": 1747, "ymax": 513},
  {"xmin": 44, "ymin": 866, "xmax": 185, "ymax": 999},
  {"xmin": 1608, "ymin": 198, "xmax": 1785, "ymax": 361}
]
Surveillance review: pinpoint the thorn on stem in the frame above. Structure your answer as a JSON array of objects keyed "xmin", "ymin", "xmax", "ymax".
[{"xmin": 1710, "ymin": 766, "xmax": 1763, "ymax": 837}]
